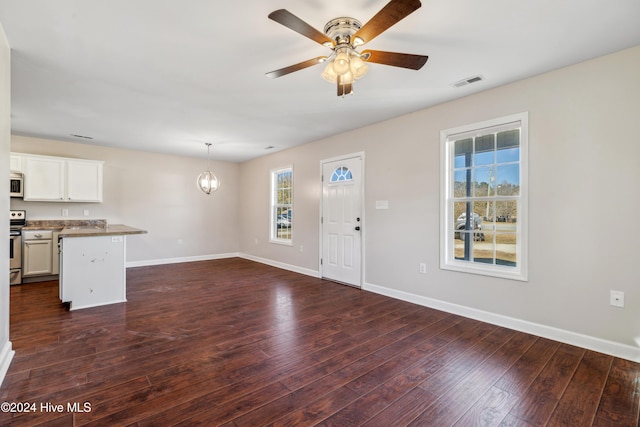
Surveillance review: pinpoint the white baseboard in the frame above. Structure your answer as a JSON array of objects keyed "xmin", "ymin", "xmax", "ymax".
[
  {"xmin": 364, "ymin": 282, "xmax": 640, "ymax": 363},
  {"xmin": 126, "ymin": 253, "xmax": 240, "ymax": 268},
  {"xmin": 0, "ymin": 340, "xmax": 15, "ymax": 387},
  {"xmin": 239, "ymin": 254, "xmax": 321, "ymax": 278},
  {"xmin": 126, "ymin": 252, "xmax": 321, "ymax": 279}
]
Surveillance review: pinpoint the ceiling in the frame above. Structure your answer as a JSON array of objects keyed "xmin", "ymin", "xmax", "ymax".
[{"xmin": 1, "ymin": 0, "xmax": 639, "ymax": 163}]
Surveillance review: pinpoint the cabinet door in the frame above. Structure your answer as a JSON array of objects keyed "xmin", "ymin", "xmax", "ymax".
[
  {"xmin": 23, "ymin": 240, "xmax": 53, "ymax": 276},
  {"xmin": 23, "ymin": 157, "xmax": 65, "ymax": 201},
  {"xmin": 67, "ymin": 160, "xmax": 103, "ymax": 202},
  {"xmin": 10, "ymin": 154, "xmax": 23, "ymax": 172}
]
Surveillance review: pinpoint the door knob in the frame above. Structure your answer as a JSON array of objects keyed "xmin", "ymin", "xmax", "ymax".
[{"xmin": 355, "ymin": 226, "xmax": 361, "ymax": 231}]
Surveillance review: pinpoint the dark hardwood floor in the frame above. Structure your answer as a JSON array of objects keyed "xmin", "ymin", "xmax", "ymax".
[{"xmin": 1, "ymin": 258, "xmax": 638, "ymax": 426}]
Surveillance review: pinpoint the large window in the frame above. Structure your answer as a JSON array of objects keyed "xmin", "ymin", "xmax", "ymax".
[
  {"xmin": 270, "ymin": 167, "xmax": 293, "ymax": 244},
  {"xmin": 440, "ymin": 113, "xmax": 528, "ymax": 281}
]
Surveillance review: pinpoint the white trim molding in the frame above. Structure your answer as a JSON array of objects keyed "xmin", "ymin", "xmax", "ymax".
[
  {"xmin": 126, "ymin": 253, "xmax": 321, "ymax": 279},
  {"xmin": 0, "ymin": 341, "xmax": 14, "ymax": 387},
  {"xmin": 364, "ymin": 281, "xmax": 640, "ymax": 363},
  {"xmin": 440, "ymin": 112, "xmax": 529, "ymax": 282},
  {"xmin": 126, "ymin": 253, "xmax": 240, "ymax": 268},
  {"xmin": 240, "ymin": 253, "xmax": 321, "ymax": 278}
]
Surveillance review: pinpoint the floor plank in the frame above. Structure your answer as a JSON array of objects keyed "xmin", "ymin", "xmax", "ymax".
[{"xmin": 0, "ymin": 258, "xmax": 638, "ymax": 426}]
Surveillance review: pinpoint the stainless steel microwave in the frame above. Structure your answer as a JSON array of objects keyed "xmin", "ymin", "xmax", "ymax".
[{"xmin": 10, "ymin": 172, "xmax": 23, "ymax": 197}]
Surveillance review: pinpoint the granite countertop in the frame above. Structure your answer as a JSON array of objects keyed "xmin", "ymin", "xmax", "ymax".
[
  {"xmin": 23, "ymin": 219, "xmax": 107, "ymax": 231},
  {"xmin": 58, "ymin": 224, "xmax": 147, "ymax": 238},
  {"xmin": 23, "ymin": 219, "xmax": 147, "ymax": 238}
]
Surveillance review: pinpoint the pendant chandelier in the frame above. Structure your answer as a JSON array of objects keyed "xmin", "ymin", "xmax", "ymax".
[{"xmin": 197, "ymin": 143, "xmax": 220, "ymax": 194}]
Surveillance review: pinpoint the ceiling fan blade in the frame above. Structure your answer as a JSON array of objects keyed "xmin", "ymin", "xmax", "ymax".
[
  {"xmin": 362, "ymin": 50, "xmax": 428, "ymax": 70},
  {"xmin": 268, "ymin": 9, "xmax": 335, "ymax": 47},
  {"xmin": 265, "ymin": 57, "xmax": 328, "ymax": 78},
  {"xmin": 352, "ymin": 0, "xmax": 422, "ymax": 45}
]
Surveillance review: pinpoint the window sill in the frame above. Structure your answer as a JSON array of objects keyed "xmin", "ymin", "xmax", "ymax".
[
  {"xmin": 440, "ymin": 260, "xmax": 527, "ymax": 282},
  {"xmin": 270, "ymin": 239, "xmax": 293, "ymax": 246}
]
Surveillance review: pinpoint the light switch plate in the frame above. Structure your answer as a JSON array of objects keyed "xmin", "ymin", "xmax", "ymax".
[{"xmin": 376, "ymin": 200, "xmax": 389, "ymax": 210}]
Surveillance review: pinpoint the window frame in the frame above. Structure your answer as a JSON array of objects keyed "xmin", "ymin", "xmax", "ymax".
[
  {"xmin": 440, "ymin": 112, "xmax": 528, "ymax": 281},
  {"xmin": 270, "ymin": 166, "xmax": 293, "ymax": 245}
]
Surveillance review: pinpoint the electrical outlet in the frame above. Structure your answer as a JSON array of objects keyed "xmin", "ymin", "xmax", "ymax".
[
  {"xmin": 177, "ymin": 239, "xmax": 183, "ymax": 245},
  {"xmin": 83, "ymin": 209, "xmax": 89, "ymax": 217},
  {"xmin": 300, "ymin": 245, "xmax": 304, "ymax": 252},
  {"xmin": 419, "ymin": 263, "xmax": 427, "ymax": 274},
  {"xmin": 610, "ymin": 290, "xmax": 625, "ymax": 308},
  {"xmin": 61, "ymin": 209, "xmax": 69, "ymax": 217}
]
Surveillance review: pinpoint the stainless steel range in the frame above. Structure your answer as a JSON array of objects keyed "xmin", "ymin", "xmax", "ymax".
[{"xmin": 10, "ymin": 210, "xmax": 26, "ymax": 285}]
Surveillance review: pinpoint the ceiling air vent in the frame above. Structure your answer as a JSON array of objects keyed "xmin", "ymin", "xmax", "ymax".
[{"xmin": 452, "ymin": 75, "xmax": 484, "ymax": 88}]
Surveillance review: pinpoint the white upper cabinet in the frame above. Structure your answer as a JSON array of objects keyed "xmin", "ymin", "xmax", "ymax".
[
  {"xmin": 23, "ymin": 156, "xmax": 66, "ymax": 201},
  {"xmin": 19, "ymin": 153, "xmax": 104, "ymax": 202},
  {"xmin": 66, "ymin": 159, "xmax": 103, "ymax": 202}
]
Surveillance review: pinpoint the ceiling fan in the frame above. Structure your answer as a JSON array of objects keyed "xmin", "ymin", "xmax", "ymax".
[{"xmin": 266, "ymin": 0, "xmax": 429, "ymax": 96}]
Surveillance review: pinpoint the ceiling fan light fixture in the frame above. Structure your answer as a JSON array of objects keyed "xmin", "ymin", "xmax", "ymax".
[
  {"xmin": 266, "ymin": 1, "xmax": 428, "ymax": 97},
  {"xmin": 341, "ymin": 70, "xmax": 355, "ymax": 85},
  {"xmin": 322, "ymin": 49, "xmax": 368, "ymax": 84},
  {"xmin": 332, "ymin": 50, "xmax": 351, "ymax": 75},
  {"xmin": 321, "ymin": 61, "xmax": 338, "ymax": 82},
  {"xmin": 349, "ymin": 55, "xmax": 369, "ymax": 80}
]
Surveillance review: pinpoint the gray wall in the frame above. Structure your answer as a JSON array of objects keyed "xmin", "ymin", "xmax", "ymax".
[{"xmin": 239, "ymin": 46, "xmax": 640, "ymax": 356}]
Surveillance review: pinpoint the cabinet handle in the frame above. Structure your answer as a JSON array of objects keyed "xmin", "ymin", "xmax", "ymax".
[{"xmin": 34, "ymin": 234, "xmax": 43, "ymax": 238}]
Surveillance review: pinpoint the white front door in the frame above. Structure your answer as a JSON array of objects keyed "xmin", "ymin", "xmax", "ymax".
[{"xmin": 321, "ymin": 155, "xmax": 363, "ymax": 287}]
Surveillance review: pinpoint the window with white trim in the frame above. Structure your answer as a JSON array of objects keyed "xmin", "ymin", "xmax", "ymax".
[
  {"xmin": 440, "ymin": 113, "xmax": 528, "ymax": 281},
  {"xmin": 270, "ymin": 167, "xmax": 293, "ymax": 244}
]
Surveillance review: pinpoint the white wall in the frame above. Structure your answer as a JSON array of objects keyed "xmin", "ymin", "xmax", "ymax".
[
  {"xmin": 10, "ymin": 137, "xmax": 241, "ymax": 264},
  {"xmin": 239, "ymin": 45, "xmax": 640, "ymax": 360},
  {"xmin": 0, "ymin": 23, "xmax": 14, "ymax": 385}
]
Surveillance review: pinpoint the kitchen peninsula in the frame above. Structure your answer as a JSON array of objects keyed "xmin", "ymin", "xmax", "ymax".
[
  {"xmin": 25, "ymin": 220, "xmax": 146, "ymax": 310},
  {"xmin": 60, "ymin": 223, "xmax": 146, "ymax": 310}
]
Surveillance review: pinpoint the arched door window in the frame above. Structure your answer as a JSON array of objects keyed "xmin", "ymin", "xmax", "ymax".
[{"xmin": 330, "ymin": 166, "xmax": 353, "ymax": 182}]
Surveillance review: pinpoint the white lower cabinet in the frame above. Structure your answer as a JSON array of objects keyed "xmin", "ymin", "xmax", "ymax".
[{"xmin": 23, "ymin": 230, "xmax": 54, "ymax": 277}]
